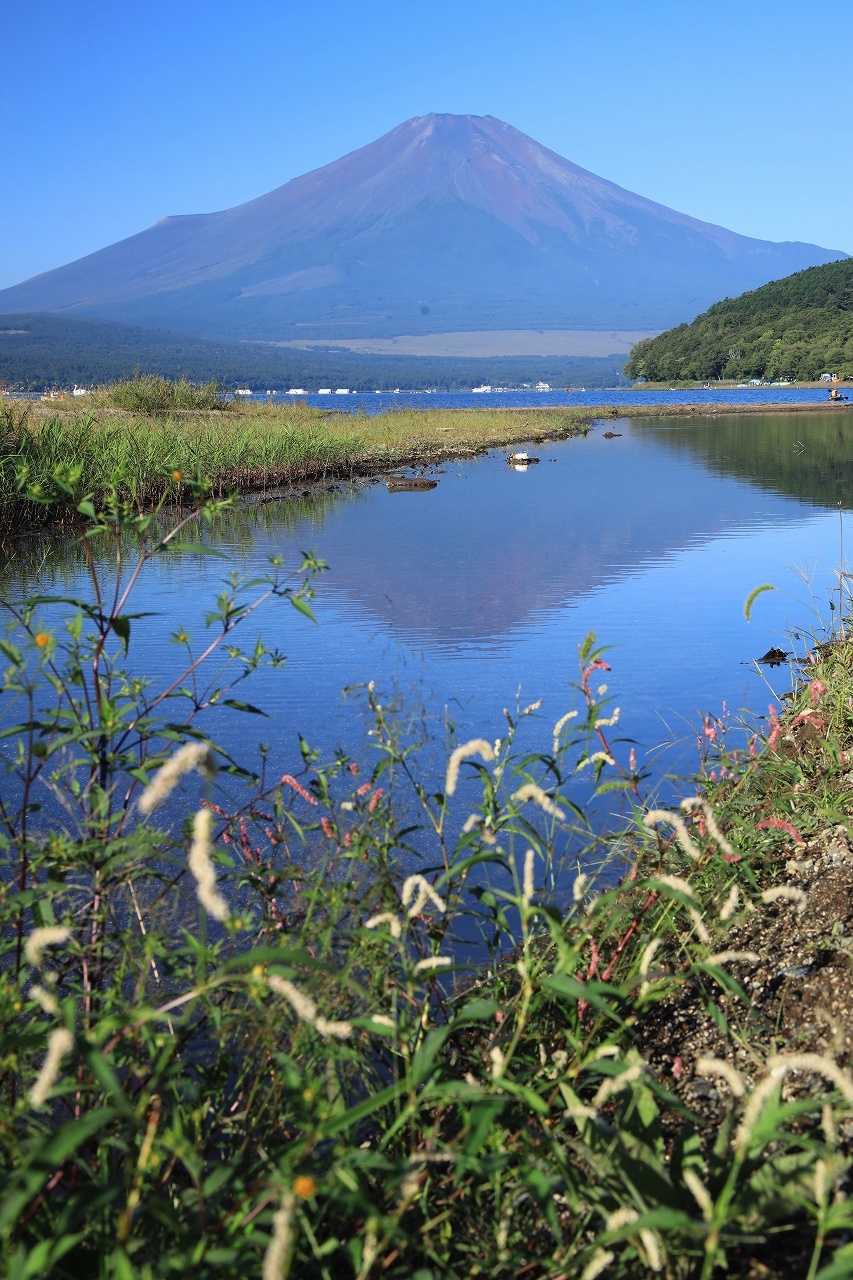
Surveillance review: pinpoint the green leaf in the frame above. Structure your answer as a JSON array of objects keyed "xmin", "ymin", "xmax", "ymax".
[
  {"xmin": 165, "ymin": 542, "xmax": 228, "ymax": 558},
  {"xmin": 111, "ymin": 615, "xmax": 131, "ymax": 652},
  {"xmin": 817, "ymin": 1244, "xmax": 853, "ymax": 1280},
  {"xmin": 744, "ymin": 583, "xmax": 775, "ymax": 621},
  {"xmin": 579, "ymin": 630, "xmax": 597, "ymax": 662},
  {"xmin": 222, "ymin": 699, "xmax": 270, "ymax": 717},
  {"xmin": 0, "ymin": 639, "xmax": 23, "ymax": 664},
  {"xmin": 290, "ymin": 595, "xmax": 317, "ymax": 623}
]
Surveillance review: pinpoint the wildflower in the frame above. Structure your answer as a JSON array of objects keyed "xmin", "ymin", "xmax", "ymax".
[
  {"xmin": 766, "ymin": 1052, "xmax": 853, "ymax": 1102},
  {"xmin": 681, "ymin": 797, "xmax": 738, "ymax": 861},
  {"xmin": 319, "ymin": 816, "xmax": 334, "ymax": 838},
  {"xmin": 266, "ymin": 974, "xmax": 352, "ymax": 1039},
  {"xmin": 30, "ymin": 1026, "xmax": 74, "ymax": 1108},
  {"xmin": 401, "ymin": 874, "xmax": 446, "ymax": 917},
  {"xmin": 638, "ymin": 937, "xmax": 664, "ymax": 997},
  {"xmin": 29, "ymin": 985, "xmax": 59, "ymax": 1015},
  {"xmin": 489, "ymin": 1046, "xmax": 505, "ymax": 1079},
  {"xmin": 522, "ymin": 848, "xmax": 535, "ymax": 908},
  {"xmin": 823, "ymin": 1102, "xmax": 837, "ymax": 1147},
  {"xmin": 683, "ymin": 1169, "xmax": 713, "ymax": 1220},
  {"xmin": 445, "ymin": 739, "xmax": 495, "ymax": 795},
  {"xmin": 368, "ymin": 787, "xmax": 383, "ymax": 813},
  {"xmin": 686, "ymin": 906, "xmax": 712, "ymax": 945},
  {"xmin": 757, "ymin": 815, "xmax": 805, "ymax": 844},
  {"xmin": 695, "ymin": 1056, "xmax": 746, "ymax": 1097},
  {"xmin": 552, "ymin": 709, "xmax": 578, "ymax": 755},
  {"xmin": 521, "ymin": 699, "xmax": 542, "ymax": 716},
  {"xmin": 34, "ymin": 632, "xmax": 50, "ymax": 648},
  {"xmin": 138, "ymin": 742, "xmax": 217, "ymax": 815},
  {"xmin": 364, "ymin": 912, "xmax": 402, "ymax": 939},
  {"xmin": 810, "ymin": 678, "xmax": 826, "ymax": 705},
  {"xmin": 595, "ymin": 707, "xmax": 620, "ymax": 728},
  {"xmin": 593, "ymin": 1062, "xmax": 645, "ymax": 1107},
  {"xmin": 719, "ymin": 883, "xmax": 740, "ymax": 921},
  {"xmin": 349, "ymin": 761, "xmax": 359, "ymax": 775},
  {"xmin": 606, "ymin": 1207, "xmax": 638, "ymax": 1231},
  {"xmin": 25, "ymin": 925, "xmax": 71, "ymax": 968},
  {"xmin": 767, "ymin": 704, "xmax": 782, "ymax": 753},
  {"xmin": 510, "ymin": 782, "xmax": 563, "ymax": 817},
  {"xmin": 736, "ymin": 1067, "xmax": 788, "ymax": 1150},
  {"xmin": 413, "ymin": 956, "xmax": 453, "ymax": 974},
  {"xmin": 597, "ymin": 683, "xmax": 608, "ymax": 696},
  {"xmin": 280, "ymin": 775, "xmax": 317, "ymax": 805},
  {"xmin": 357, "ymin": 782, "xmax": 372, "ymax": 796},
  {"xmin": 293, "ymin": 1175, "xmax": 317, "ymax": 1200},
  {"xmin": 262, "ymin": 1192, "xmax": 296, "ymax": 1280},
  {"xmin": 652, "ymin": 873, "xmax": 695, "ymax": 899},
  {"xmin": 580, "ymin": 1249, "xmax": 615, "ymax": 1280},
  {"xmin": 706, "ymin": 950, "xmax": 759, "ymax": 967},
  {"xmin": 188, "ymin": 809, "xmax": 230, "ymax": 921},
  {"xmin": 575, "ymin": 751, "xmax": 616, "ymax": 771},
  {"xmin": 814, "ymin": 1160, "xmax": 828, "ymax": 1205},
  {"xmin": 172, "ymin": 470, "xmax": 183, "ymax": 481},
  {"xmin": 643, "ymin": 809, "xmax": 701, "ymax": 861},
  {"xmin": 572, "ymin": 872, "xmax": 589, "ymax": 903},
  {"xmin": 761, "ymin": 885, "xmax": 808, "ymax": 912}
]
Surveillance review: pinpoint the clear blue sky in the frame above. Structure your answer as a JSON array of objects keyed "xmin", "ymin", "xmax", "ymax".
[{"xmin": 2, "ymin": 0, "xmax": 849, "ymax": 291}]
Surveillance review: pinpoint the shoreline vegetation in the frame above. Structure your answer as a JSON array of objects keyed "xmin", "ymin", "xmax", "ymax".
[
  {"xmin": 2, "ymin": 458, "xmax": 853, "ymax": 1276},
  {"xmin": 2, "ymin": 375, "xmax": 851, "ymax": 535}
]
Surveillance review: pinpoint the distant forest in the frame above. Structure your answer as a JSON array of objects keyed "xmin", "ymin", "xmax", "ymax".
[
  {"xmin": 624, "ymin": 258, "xmax": 853, "ymax": 383},
  {"xmin": 0, "ymin": 313, "xmax": 629, "ymax": 392}
]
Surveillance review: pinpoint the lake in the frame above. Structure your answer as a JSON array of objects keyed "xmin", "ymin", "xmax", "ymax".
[
  {"xmin": 5, "ymin": 410, "xmax": 852, "ymax": 838},
  {"xmin": 249, "ymin": 386, "xmax": 847, "ymax": 414}
]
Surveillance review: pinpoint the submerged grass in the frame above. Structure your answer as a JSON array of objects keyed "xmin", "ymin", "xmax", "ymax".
[
  {"xmin": 0, "ymin": 383, "xmax": 590, "ymax": 531},
  {"xmin": 2, "ymin": 463, "xmax": 853, "ymax": 1278}
]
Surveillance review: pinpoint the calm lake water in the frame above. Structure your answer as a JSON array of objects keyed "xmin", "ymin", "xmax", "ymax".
[
  {"xmin": 6, "ymin": 410, "xmax": 853, "ymax": 830},
  {"xmin": 257, "ymin": 387, "xmax": 846, "ymax": 414}
]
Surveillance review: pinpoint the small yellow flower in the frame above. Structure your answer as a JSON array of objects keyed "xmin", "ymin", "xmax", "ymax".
[
  {"xmin": 34, "ymin": 632, "xmax": 50, "ymax": 648},
  {"xmin": 172, "ymin": 470, "xmax": 183, "ymax": 481},
  {"xmin": 293, "ymin": 1175, "xmax": 317, "ymax": 1199}
]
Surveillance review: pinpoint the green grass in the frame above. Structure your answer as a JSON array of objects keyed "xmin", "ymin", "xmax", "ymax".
[
  {"xmin": 0, "ymin": 385, "xmax": 590, "ymax": 531},
  {"xmin": 2, "ymin": 473, "xmax": 853, "ymax": 1277}
]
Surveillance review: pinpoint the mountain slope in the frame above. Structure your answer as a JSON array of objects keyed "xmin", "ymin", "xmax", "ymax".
[
  {"xmin": 623, "ymin": 258, "xmax": 853, "ymax": 382},
  {"xmin": 0, "ymin": 114, "xmax": 845, "ymax": 340}
]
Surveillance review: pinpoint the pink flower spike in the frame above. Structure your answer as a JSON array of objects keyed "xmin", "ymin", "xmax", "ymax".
[
  {"xmin": 368, "ymin": 787, "xmax": 384, "ymax": 813},
  {"xmin": 809, "ymin": 680, "xmax": 827, "ymax": 706},
  {"xmin": 320, "ymin": 816, "xmax": 335, "ymax": 838},
  {"xmin": 757, "ymin": 817, "xmax": 804, "ymax": 845}
]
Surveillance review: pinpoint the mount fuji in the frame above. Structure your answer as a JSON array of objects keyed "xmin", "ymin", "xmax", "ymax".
[{"xmin": 0, "ymin": 114, "xmax": 845, "ymax": 342}]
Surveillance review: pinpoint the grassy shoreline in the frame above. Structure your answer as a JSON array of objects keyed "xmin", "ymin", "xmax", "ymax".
[
  {"xmin": 4, "ymin": 389, "xmax": 852, "ymax": 535},
  {"xmin": 1, "ymin": 397, "xmax": 592, "ymax": 532}
]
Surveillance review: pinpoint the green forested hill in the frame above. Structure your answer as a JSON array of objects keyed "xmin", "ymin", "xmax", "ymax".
[
  {"xmin": 0, "ymin": 312, "xmax": 628, "ymax": 391},
  {"xmin": 624, "ymin": 257, "xmax": 853, "ymax": 382}
]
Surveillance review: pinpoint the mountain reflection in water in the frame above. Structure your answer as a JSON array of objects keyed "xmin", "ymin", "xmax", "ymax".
[{"xmin": 2, "ymin": 413, "xmax": 848, "ymax": 800}]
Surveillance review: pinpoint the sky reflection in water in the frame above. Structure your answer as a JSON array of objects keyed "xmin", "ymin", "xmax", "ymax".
[{"xmin": 8, "ymin": 412, "xmax": 852, "ymax": 862}]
